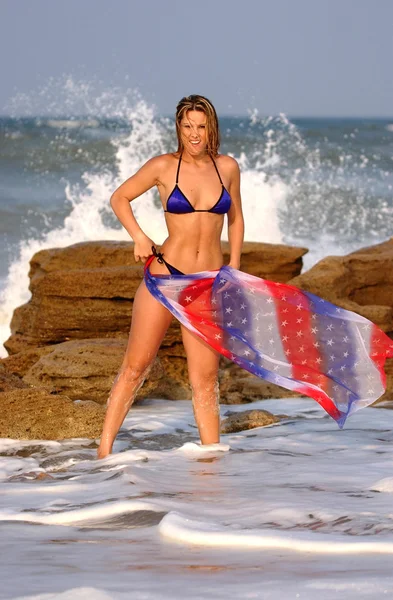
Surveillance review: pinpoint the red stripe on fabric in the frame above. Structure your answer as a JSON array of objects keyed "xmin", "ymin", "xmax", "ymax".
[
  {"xmin": 369, "ymin": 324, "xmax": 393, "ymax": 389},
  {"xmin": 295, "ymin": 383, "xmax": 342, "ymax": 421},
  {"xmin": 263, "ymin": 280, "xmax": 323, "ymax": 376},
  {"xmin": 177, "ymin": 277, "xmax": 225, "ymax": 344}
]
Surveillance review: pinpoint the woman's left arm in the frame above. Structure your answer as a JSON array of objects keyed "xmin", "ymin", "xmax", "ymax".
[{"xmin": 227, "ymin": 157, "xmax": 244, "ymax": 269}]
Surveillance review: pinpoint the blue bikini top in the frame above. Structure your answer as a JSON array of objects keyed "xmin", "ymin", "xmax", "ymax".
[{"xmin": 164, "ymin": 153, "xmax": 232, "ymax": 214}]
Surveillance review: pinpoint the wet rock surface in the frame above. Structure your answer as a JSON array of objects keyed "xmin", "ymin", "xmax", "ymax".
[{"xmin": 220, "ymin": 409, "xmax": 281, "ymax": 434}]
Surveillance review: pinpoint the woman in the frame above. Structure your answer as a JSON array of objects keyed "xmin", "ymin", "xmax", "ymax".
[
  {"xmin": 97, "ymin": 95, "xmax": 244, "ymax": 458},
  {"xmin": 98, "ymin": 95, "xmax": 393, "ymax": 459}
]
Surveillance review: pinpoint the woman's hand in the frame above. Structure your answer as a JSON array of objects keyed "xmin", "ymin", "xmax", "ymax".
[
  {"xmin": 133, "ymin": 232, "xmax": 155, "ymax": 264},
  {"xmin": 228, "ymin": 261, "xmax": 241, "ymax": 270}
]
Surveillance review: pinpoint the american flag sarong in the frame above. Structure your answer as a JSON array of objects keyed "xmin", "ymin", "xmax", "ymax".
[{"xmin": 144, "ymin": 257, "xmax": 393, "ymax": 427}]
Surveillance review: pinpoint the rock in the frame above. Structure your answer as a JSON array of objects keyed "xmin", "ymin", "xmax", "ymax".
[
  {"xmin": 0, "ymin": 389, "xmax": 105, "ymax": 440},
  {"xmin": 0, "ymin": 362, "xmax": 29, "ymax": 392},
  {"xmin": 220, "ymin": 409, "xmax": 281, "ymax": 434},
  {"xmin": 5, "ymin": 241, "xmax": 307, "ymax": 354},
  {"xmin": 1, "ymin": 346, "xmax": 55, "ymax": 378},
  {"xmin": 219, "ymin": 363, "xmax": 302, "ymax": 404},
  {"xmin": 289, "ymin": 237, "xmax": 393, "ymax": 333},
  {"xmin": 23, "ymin": 338, "xmax": 191, "ymax": 404},
  {"xmin": 374, "ymin": 358, "xmax": 393, "ymax": 403},
  {"xmin": 226, "ymin": 241, "xmax": 307, "ymax": 282}
]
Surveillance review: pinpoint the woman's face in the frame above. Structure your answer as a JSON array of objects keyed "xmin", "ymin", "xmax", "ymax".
[{"xmin": 179, "ymin": 110, "xmax": 208, "ymax": 155}]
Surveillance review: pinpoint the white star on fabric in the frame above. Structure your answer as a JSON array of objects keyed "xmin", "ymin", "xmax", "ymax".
[
  {"xmin": 241, "ymin": 318, "xmax": 247, "ymax": 324},
  {"xmin": 226, "ymin": 307, "xmax": 233, "ymax": 313},
  {"xmin": 266, "ymin": 297, "xmax": 273, "ymax": 303},
  {"xmin": 243, "ymin": 350, "xmax": 251, "ymax": 356},
  {"xmin": 296, "ymin": 317, "xmax": 303, "ymax": 324},
  {"xmin": 296, "ymin": 331, "xmax": 303, "ymax": 337},
  {"xmin": 327, "ymin": 324, "xmax": 334, "ymax": 331},
  {"xmin": 281, "ymin": 320, "xmax": 288, "ymax": 327},
  {"xmin": 185, "ymin": 296, "xmax": 192, "ymax": 302},
  {"xmin": 283, "ymin": 335, "xmax": 289, "ymax": 341},
  {"xmin": 211, "ymin": 298, "xmax": 217, "ymax": 305},
  {"xmin": 327, "ymin": 339, "xmax": 334, "ymax": 346},
  {"xmin": 296, "ymin": 303, "xmax": 303, "ymax": 311},
  {"xmin": 269, "ymin": 338, "xmax": 275, "ymax": 345},
  {"xmin": 299, "ymin": 345, "xmax": 305, "ymax": 352},
  {"xmin": 240, "ymin": 303, "xmax": 246, "ymax": 310},
  {"xmin": 311, "ymin": 327, "xmax": 318, "ymax": 334}
]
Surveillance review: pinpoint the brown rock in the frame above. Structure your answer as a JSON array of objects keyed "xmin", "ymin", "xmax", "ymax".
[
  {"xmin": 374, "ymin": 358, "xmax": 393, "ymax": 403},
  {"xmin": 0, "ymin": 362, "xmax": 29, "ymax": 392},
  {"xmin": 219, "ymin": 363, "xmax": 302, "ymax": 404},
  {"xmin": 2, "ymin": 346, "xmax": 54, "ymax": 378},
  {"xmin": 220, "ymin": 409, "xmax": 281, "ymax": 434},
  {"xmin": 0, "ymin": 389, "xmax": 105, "ymax": 440},
  {"xmin": 226, "ymin": 241, "xmax": 307, "ymax": 282},
  {"xmin": 23, "ymin": 338, "xmax": 191, "ymax": 404},
  {"xmin": 289, "ymin": 237, "xmax": 393, "ymax": 333},
  {"xmin": 5, "ymin": 240, "xmax": 306, "ymax": 354}
]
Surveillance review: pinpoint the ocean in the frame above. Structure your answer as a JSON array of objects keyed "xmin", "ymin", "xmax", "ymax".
[{"xmin": 1, "ymin": 88, "xmax": 393, "ymax": 599}]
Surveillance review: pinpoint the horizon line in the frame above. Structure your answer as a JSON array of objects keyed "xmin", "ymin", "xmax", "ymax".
[{"xmin": 0, "ymin": 113, "xmax": 392, "ymax": 120}]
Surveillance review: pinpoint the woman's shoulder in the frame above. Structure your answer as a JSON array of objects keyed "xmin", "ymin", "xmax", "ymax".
[
  {"xmin": 140, "ymin": 153, "xmax": 177, "ymax": 180},
  {"xmin": 145, "ymin": 153, "xmax": 177, "ymax": 169},
  {"xmin": 216, "ymin": 153, "xmax": 240, "ymax": 174}
]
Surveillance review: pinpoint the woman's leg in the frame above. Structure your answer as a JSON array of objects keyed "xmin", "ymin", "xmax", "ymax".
[
  {"xmin": 97, "ymin": 281, "xmax": 173, "ymax": 458},
  {"xmin": 181, "ymin": 326, "xmax": 221, "ymax": 444}
]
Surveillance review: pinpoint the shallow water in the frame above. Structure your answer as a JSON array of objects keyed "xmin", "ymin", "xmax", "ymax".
[{"xmin": 2, "ymin": 398, "xmax": 393, "ymax": 599}]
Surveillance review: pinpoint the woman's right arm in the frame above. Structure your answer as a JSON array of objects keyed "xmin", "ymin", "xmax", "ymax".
[{"xmin": 110, "ymin": 155, "xmax": 164, "ymax": 263}]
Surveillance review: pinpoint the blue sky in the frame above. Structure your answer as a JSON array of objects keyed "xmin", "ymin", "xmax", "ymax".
[{"xmin": 2, "ymin": 0, "xmax": 392, "ymax": 117}]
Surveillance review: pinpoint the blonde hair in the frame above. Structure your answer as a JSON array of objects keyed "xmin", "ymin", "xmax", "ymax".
[{"xmin": 175, "ymin": 94, "xmax": 220, "ymax": 157}]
